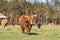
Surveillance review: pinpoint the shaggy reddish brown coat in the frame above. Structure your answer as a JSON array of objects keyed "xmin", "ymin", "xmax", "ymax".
[{"xmin": 18, "ymin": 15, "xmax": 37, "ymax": 34}]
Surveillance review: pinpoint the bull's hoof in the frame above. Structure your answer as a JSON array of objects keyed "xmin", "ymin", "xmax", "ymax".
[
  {"xmin": 27, "ymin": 33, "xmax": 30, "ymax": 35},
  {"xmin": 25, "ymin": 32, "xmax": 30, "ymax": 35},
  {"xmin": 21, "ymin": 32, "xmax": 25, "ymax": 34}
]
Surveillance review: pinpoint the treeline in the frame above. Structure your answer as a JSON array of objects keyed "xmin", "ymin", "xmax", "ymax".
[{"xmin": 0, "ymin": 0, "xmax": 60, "ymax": 25}]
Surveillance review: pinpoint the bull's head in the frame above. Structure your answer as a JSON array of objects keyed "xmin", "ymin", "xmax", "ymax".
[{"xmin": 24, "ymin": 15, "xmax": 37, "ymax": 26}]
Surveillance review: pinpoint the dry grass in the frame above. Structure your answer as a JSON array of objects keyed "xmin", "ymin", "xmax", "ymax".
[{"xmin": 0, "ymin": 25, "xmax": 60, "ymax": 40}]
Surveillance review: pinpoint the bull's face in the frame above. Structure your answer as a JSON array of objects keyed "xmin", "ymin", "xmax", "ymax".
[{"xmin": 25, "ymin": 15, "xmax": 37, "ymax": 26}]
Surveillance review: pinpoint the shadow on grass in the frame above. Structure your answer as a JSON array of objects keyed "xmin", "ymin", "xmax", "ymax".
[{"xmin": 29, "ymin": 33, "xmax": 39, "ymax": 35}]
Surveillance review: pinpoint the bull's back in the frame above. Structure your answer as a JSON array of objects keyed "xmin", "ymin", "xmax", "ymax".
[{"xmin": 18, "ymin": 15, "xmax": 27, "ymax": 25}]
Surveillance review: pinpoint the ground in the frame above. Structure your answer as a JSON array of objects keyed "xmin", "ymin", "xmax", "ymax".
[{"xmin": 0, "ymin": 25, "xmax": 60, "ymax": 40}]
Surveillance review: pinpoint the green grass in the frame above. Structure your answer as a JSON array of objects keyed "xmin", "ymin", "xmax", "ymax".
[{"xmin": 0, "ymin": 25, "xmax": 60, "ymax": 40}]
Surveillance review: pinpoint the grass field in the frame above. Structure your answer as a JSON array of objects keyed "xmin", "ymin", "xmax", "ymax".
[{"xmin": 0, "ymin": 25, "xmax": 60, "ymax": 40}]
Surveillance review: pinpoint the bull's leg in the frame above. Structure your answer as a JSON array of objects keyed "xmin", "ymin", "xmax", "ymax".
[
  {"xmin": 2, "ymin": 25, "xmax": 5, "ymax": 30},
  {"xmin": 29, "ymin": 25, "xmax": 32, "ymax": 32},
  {"xmin": 24, "ymin": 25, "xmax": 30, "ymax": 34},
  {"xmin": 25, "ymin": 27, "xmax": 30, "ymax": 34},
  {"xmin": 21, "ymin": 26, "xmax": 25, "ymax": 34},
  {"xmin": 30, "ymin": 26, "xmax": 32, "ymax": 31},
  {"xmin": 4, "ymin": 26, "xmax": 6, "ymax": 28}
]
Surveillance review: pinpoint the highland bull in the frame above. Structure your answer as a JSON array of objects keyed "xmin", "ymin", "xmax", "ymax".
[{"xmin": 18, "ymin": 15, "xmax": 37, "ymax": 34}]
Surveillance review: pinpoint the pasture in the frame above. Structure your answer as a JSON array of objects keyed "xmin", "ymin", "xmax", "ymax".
[{"xmin": 0, "ymin": 25, "xmax": 60, "ymax": 40}]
